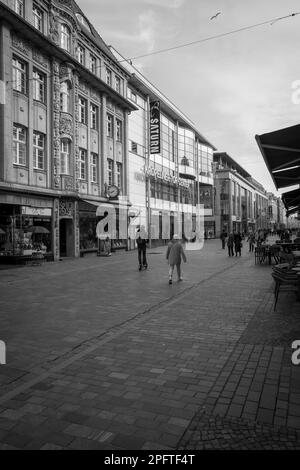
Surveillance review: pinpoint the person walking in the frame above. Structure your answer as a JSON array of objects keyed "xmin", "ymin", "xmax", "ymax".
[
  {"xmin": 220, "ymin": 229, "xmax": 227, "ymax": 249},
  {"xmin": 166, "ymin": 234, "xmax": 186, "ymax": 284},
  {"xmin": 227, "ymin": 232, "xmax": 234, "ymax": 257},
  {"xmin": 136, "ymin": 226, "xmax": 148, "ymax": 271},
  {"xmin": 234, "ymin": 231, "xmax": 242, "ymax": 256},
  {"xmin": 247, "ymin": 232, "xmax": 255, "ymax": 252}
]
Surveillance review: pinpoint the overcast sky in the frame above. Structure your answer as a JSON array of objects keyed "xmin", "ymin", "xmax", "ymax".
[{"xmin": 76, "ymin": 0, "xmax": 300, "ymax": 194}]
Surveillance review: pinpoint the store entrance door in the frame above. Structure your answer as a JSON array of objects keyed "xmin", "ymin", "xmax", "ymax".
[{"xmin": 59, "ymin": 218, "xmax": 73, "ymax": 257}]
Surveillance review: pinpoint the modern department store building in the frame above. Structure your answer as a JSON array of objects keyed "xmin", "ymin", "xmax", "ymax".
[{"xmin": 110, "ymin": 48, "xmax": 217, "ymax": 247}]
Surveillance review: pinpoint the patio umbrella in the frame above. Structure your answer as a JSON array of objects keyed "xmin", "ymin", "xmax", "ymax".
[{"xmin": 26, "ymin": 226, "xmax": 50, "ymax": 234}]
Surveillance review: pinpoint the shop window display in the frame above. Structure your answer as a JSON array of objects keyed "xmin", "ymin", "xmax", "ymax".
[{"xmin": 0, "ymin": 205, "xmax": 52, "ymax": 260}]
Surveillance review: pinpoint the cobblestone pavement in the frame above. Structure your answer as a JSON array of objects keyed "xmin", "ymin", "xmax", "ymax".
[{"xmin": 0, "ymin": 240, "xmax": 299, "ymax": 450}]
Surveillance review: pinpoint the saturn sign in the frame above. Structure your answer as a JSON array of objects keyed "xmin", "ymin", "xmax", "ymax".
[{"xmin": 150, "ymin": 101, "xmax": 160, "ymax": 154}]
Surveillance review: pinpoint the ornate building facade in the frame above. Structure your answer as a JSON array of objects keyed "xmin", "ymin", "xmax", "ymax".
[{"xmin": 0, "ymin": 0, "xmax": 136, "ymax": 261}]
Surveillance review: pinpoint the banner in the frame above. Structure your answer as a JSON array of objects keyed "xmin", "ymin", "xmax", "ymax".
[{"xmin": 149, "ymin": 101, "xmax": 160, "ymax": 154}]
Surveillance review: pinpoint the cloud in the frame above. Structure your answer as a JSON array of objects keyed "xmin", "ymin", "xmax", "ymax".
[{"xmin": 144, "ymin": 0, "xmax": 185, "ymax": 8}]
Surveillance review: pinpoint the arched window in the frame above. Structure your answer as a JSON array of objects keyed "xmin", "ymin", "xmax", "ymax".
[
  {"xmin": 60, "ymin": 24, "xmax": 71, "ymax": 52},
  {"xmin": 60, "ymin": 82, "xmax": 70, "ymax": 113}
]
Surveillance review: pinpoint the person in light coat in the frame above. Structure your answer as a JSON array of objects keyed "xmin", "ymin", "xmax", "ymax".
[{"xmin": 166, "ymin": 234, "xmax": 187, "ymax": 284}]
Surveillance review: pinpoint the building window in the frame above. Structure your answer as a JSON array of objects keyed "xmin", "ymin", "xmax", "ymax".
[
  {"xmin": 33, "ymin": 69, "xmax": 46, "ymax": 103},
  {"xmin": 116, "ymin": 162, "xmax": 122, "ymax": 189},
  {"xmin": 78, "ymin": 97, "xmax": 87, "ymax": 124},
  {"xmin": 107, "ymin": 114, "xmax": 113, "ymax": 138},
  {"xmin": 60, "ymin": 82, "xmax": 70, "ymax": 112},
  {"xmin": 90, "ymin": 153, "xmax": 98, "ymax": 183},
  {"xmin": 12, "ymin": 57, "xmax": 27, "ymax": 94},
  {"xmin": 14, "ymin": 0, "xmax": 24, "ymax": 16},
  {"xmin": 106, "ymin": 67, "xmax": 112, "ymax": 86},
  {"xmin": 33, "ymin": 131, "xmax": 45, "ymax": 170},
  {"xmin": 90, "ymin": 104, "xmax": 98, "ymax": 130},
  {"xmin": 13, "ymin": 124, "xmax": 27, "ymax": 166},
  {"xmin": 60, "ymin": 24, "xmax": 71, "ymax": 52},
  {"xmin": 79, "ymin": 149, "xmax": 87, "ymax": 180},
  {"xmin": 33, "ymin": 4, "xmax": 43, "ymax": 32},
  {"xmin": 115, "ymin": 76, "xmax": 121, "ymax": 93},
  {"xmin": 60, "ymin": 139, "xmax": 70, "ymax": 175},
  {"xmin": 131, "ymin": 141, "xmax": 137, "ymax": 153},
  {"xmin": 107, "ymin": 159, "xmax": 113, "ymax": 186},
  {"xmin": 76, "ymin": 44, "xmax": 85, "ymax": 65},
  {"xmin": 116, "ymin": 119, "xmax": 122, "ymax": 141},
  {"xmin": 89, "ymin": 54, "xmax": 96, "ymax": 74}
]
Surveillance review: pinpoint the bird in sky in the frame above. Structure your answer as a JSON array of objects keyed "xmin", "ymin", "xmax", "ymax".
[{"xmin": 210, "ymin": 12, "xmax": 221, "ymax": 20}]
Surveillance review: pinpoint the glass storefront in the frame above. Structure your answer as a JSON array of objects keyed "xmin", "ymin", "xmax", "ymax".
[{"xmin": 0, "ymin": 204, "xmax": 53, "ymax": 260}]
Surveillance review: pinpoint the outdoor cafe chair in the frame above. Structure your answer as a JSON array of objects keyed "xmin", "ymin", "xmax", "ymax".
[
  {"xmin": 271, "ymin": 267, "xmax": 299, "ymax": 311},
  {"xmin": 255, "ymin": 246, "xmax": 268, "ymax": 264}
]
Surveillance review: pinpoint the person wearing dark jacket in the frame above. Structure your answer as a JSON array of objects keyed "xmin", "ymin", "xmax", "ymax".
[
  {"xmin": 234, "ymin": 231, "xmax": 242, "ymax": 256},
  {"xmin": 136, "ymin": 226, "xmax": 148, "ymax": 270},
  {"xmin": 220, "ymin": 229, "xmax": 227, "ymax": 249},
  {"xmin": 166, "ymin": 234, "xmax": 187, "ymax": 284}
]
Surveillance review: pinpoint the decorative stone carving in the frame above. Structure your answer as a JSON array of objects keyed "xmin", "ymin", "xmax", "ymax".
[
  {"xmin": 59, "ymin": 199, "xmax": 74, "ymax": 218},
  {"xmin": 12, "ymin": 35, "xmax": 29, "ymax": 55},
  {"xmin": 52, "ymin": 59, "xmax": 61, "ymax": 180},
  {"xmin": 74, "ymin": 74, "xmax": 80, "ymax": 193},
  {"xmin": 49, "ymin": 10, "xmax": 60, "ymax": 44},
  {"xmin": 60, "ymin": 64, "xmax": 74, "ymax": 86},
  {"xmin": 33, "ymin": 50, "xmax": 49, "ymax": 69},
  {"xmin": 91, "ymin": 90, "xmax": 100, "ymax": 102},
  {"xmin": 78, "ymin": 80, "xmax": 89, "ymax": 95},
  {"xmin": 60, "ymin": 114, "xmax": 73, "ymax": 137},
  {"xmin": 62, "ymin": 177, "xmax": 74, "ymax": 191}
]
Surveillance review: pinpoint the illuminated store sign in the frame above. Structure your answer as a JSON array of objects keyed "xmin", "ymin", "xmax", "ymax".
[
  {"xmin": 149, "ymin": 101, "xmax": 160, "ymax": 154},
  {"xmin": 143, "ymin": 166, "xmax": 190, "ymax": 189}
]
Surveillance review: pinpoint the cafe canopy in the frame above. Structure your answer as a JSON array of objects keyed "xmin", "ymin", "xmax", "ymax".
[
  {"xmin": 281, "ymin": 187, "xmax": 300, "ymax": 216},
  {"xmin": 255, "ymin": 124, "xmax": 300, "ymax": 190}
]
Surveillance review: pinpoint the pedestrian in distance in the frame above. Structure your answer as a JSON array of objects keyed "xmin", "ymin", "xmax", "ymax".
[
  {"xmin": 136, "ymin": 226, "xmax": 148, "ymax": 271},
  {"xmin": 234, "ymin": 231, "xmax": 242, "ymax": 256},
  {"xmin": 227, "ymin": 232, "xmax": 234, "ymax": 257},
  {"xmin": 220, "ymin": 229, "xmax": 227, "ymax": 249},
  {"xmin": 166, "ymin": 234, "xmax": 186, "ymax": 284},
  {"xmin": 247, "ymin": 232, "xmax": 255, "ymax": 252}
]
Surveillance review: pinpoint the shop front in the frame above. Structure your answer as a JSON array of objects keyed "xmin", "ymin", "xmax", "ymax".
[
  {"xmin": 79, "ymin": 199, "xmax": 128, "ymax": 256},
  {"xmin": 0, "ymin": 194, "xmax": 54, "ymax": 264}
]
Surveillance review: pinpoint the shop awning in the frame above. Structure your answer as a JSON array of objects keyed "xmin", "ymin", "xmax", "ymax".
[
  {"xmin": 281, "ymin": 187, "xmax": 300, "ymax": 216},
  {"xmin": 255, "ymin": 124, "xmax": 300, "ymax": 189}
]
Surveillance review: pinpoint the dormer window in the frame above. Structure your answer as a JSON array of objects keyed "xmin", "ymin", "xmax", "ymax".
[{"xmin": 61, "ymin": 24, "xmax": 71, "ymax": 52}]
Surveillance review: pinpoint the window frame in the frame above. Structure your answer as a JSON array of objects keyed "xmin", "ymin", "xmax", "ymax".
[
  {"xmin": 78, "ymin": 96, "xmax": 87, "ymax": 124},
  {"xmin": 106, "ymin": 67, "xmax": 112, "ymax": 86},
  {"xmin": 78, "ymin": 148, "xmax": 87, "ymax": 180},
  {"xmin": 106, "ymin": 113, "xmax": 113, "ymax": 138},
  {"xmin": 60, "ymin": 139, "xmax": 70, "ymax": 175},
  {"xmin": 107, "ymin": 159, "xmax": 113, "ymax": 186},
  {"xmin": 116, "ymin": 162, "xmax": 122, "ymax": 189},
  {"xmin": 60, "ymin": 24, "xmax": 71, "ymax": 52},
  {"xmin": 14, "ymin": 0, "xmax": 24, "ymax": 17},
  {"xmin": 89, "ymin": 54, "xmax": 96, "ymax": 74},
  {"xmin": 12, "ymin": 56, "xmax": 27, "ymax": 94},
  {"xmin": 76, "ymin": 44, "xmax": 85, "ymax": 65},
  {"xmin": 33, "ymin": 3, "xmax": 43, "ymax": 32},
  {"xmin": 33, "ymin": 68, "xmax": 46, "ymax": 103},
  {"xmin": 33, "ymin": 131, "xmax": 45, "ymax": 170},
  {"xmin": 90, "ymin": 152, "xmax": 98, "ymax": 183},
  {"xmin": 60, "ymin": 82, "xmax": 71, "ymax": 113},
  {"xmin": 116, "ymin": 119, "xmax": 122, "ymax": 142},
  {"xmin": 90, "ymin": 104, "xmax": 98, "ymax": 130},
  {"xmin": 13, "ymin": 124, "xmax": 27, "ymax": 166}
]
